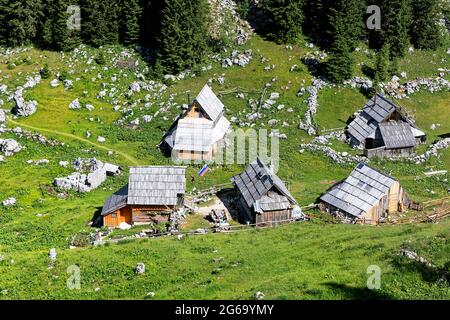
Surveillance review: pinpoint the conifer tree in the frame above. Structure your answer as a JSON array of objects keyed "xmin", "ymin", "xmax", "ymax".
[
  {"xmin": 120, "ymin": 0, "xmax": 142, "ymax": 46},
  {"xmin": 381, "ymin": 0, "xmax": 412, "ymax": 58},
  {"xmin": 303, "ymin": 0, "xmax": 332, "ymax": 48},
  {"xmin": 80, "ymin": 0, "xmax": 120, "ymax": 47},
  {"xmin": 328, "ymin": 0, "xmax": 363, "ymax": 51},
  {"xmin": 261, "ymin": 0, "xmax": 305, "ymax": 44},
  {"xmin": 374, "ymin": 45, "xmax": 390, "ymax": 84},
  {"xmin": 157, "ymin": 0, "xmax": 209, "ymax": 74},
  {"xmin": 410, "ymin": 0, "xmax": 442, "ymax": 50},
  {"xmin": 326, "ymin": 36, "xmax": 353, "ymax": 83},
  {"xmin": 0, "ymin": 0, "xmax": 43, "ymax": 47}
]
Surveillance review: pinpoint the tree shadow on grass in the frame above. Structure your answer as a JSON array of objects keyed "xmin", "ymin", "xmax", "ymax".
[
  {"xmin": 390, "ymin": 255, "xmax": 450, "ymax": 285},
  {"xmin": 91, "ymin": 206, "xmax": 103, "ymax": 227},
  {"xmin": 324, "ymin": 282, "xmax": 394, "ymax": 300}
]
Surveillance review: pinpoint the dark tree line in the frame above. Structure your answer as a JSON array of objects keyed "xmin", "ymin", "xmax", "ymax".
[
  {"xmin": 0, "ymin": 0, "xmax": 209, "ymax": 74},
  {"xmin": 0, "ymin": 0, "xmax": 446, "ymax": 80},
  {"xmin": 242, "ymin": 0, "xmax": 444, "ymax": 82}
]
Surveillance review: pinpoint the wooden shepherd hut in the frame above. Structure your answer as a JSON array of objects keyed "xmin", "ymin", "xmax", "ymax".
[
  {"xmin": 346, "ymin": 93, "xmax": 426, "ymax": 158},
  {"xmin": 319, "ymin": 163, "xmax": 410, "ymax": 225},
  {"xmin": 101, "ymin": 166, "xmax": 186, "ymax": 228},
  {"xmin": 162, "ymin": 84, "xmax": 231, "ymax": 161},
  {"xmin": 232, "ymin": 158, "xmax": 299, "ymax": 225}
]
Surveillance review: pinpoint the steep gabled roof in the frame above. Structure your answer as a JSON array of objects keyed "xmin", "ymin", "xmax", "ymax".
[
  {"xmin": 362, "ymin": 93, "xmax": 397, "ymax": 123},
  {"xmin": 232, "ymin": 158, "xmax": 297, "ymax": 211},
  {"xmin": 101, "ymin": 184, "xmax": 129, "ymax": 216},
  {"xmin": 347, "ymin": 94, "xmax": 400, "ymax": 144},
  {"xmin": 320, "ymin": 163, "xmax": 397, "ymax": 217},
  {"xmin": 379, "ymin": 121, "xmax": 416, "ymax": 149},
  {"xmin": 194, "ymin": 84, "xmax": 224, "ymax": 122},
  {"xmin": 347, "ymin": 112, "xmax": 378, "ymax": 144},
  {"xmin": 162, "ymin": 84, "xmax": 230, "ymax": 153},
  {"xmin": 127, "ymin": 166, "xmax": 186, "ymax": 206}
]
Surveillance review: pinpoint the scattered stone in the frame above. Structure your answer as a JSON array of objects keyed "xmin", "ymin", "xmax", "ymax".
[
  {"xmin": 2, "ymin": 197, "xmax": 16, "ymax": 207},
  {"xmin": 0, "ymin": 139, "xmax": 22, "ymax": 156},
  {"xmin": 0, "ymin": 109, "xmax": 5, "ymax": 123},
  {"xmin": 135, "ymin": 263, "xmax": 146, "ymax": 275},
  {"xmin": 50, "ymin": 79, "xmax": 59, "ymax": 87},
  {"xmin": 118, "ymin": 222, "xmax": 132, "ymax": 230},
  {"xmin": 69, "ymin": 99, "xmax": 82, "ymax": 109},
  {"xmin": 255, "ymin": 291, "xmax": 265, "ymax": 300},
  {"xmin": 222, "ymin": 49, "xmax": 253, "ymax": 68},
  {"xmin": 63, "ymin": 80, "xmax": 73, "ymax": 90},
  {"xmin": 48, "ymin": 248, "xmax": 57, "ymax": 263},
  {"xmin": 97, "ymin": 136, "xmax": 106, "ymax": 143},
  {"xmin": 12, "ymin": 88, "xmax": 38, "ymax": 117}
]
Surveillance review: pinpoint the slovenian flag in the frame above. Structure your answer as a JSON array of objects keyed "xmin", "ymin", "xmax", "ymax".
[{"xmin": 198, "ymin": 164, "xmax": 210, "ymax": 177}]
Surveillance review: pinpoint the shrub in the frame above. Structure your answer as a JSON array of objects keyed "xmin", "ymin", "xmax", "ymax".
[{"xmin": 40, "ymin": 63, "xmax": 51, "ymax": 79}]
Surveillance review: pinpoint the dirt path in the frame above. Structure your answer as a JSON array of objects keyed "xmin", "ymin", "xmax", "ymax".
[{"xmin": 7, "ymin": 118, "xmax": 140, "ymax": 166}]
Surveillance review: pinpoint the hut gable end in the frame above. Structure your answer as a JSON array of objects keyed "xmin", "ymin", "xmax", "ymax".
[
  {"xmin": 320, "ymin": 163, "xmax": 397, "ymax": 218},
  {"xmin": 232, "ymin": 158, "xmax": 297, "ymax": 211}
]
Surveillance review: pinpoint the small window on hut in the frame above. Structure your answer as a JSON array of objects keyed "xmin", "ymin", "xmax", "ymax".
[{"xmin": 111, "ymin": 213, "xmax": 117, "ymax": 218}]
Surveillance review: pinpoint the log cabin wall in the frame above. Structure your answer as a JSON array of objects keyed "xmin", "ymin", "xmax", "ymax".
[
  {"xmin": 103, "ymin": 206, "xmax": 133, "ymax": 228},
  {"xmin": 388, "ymin": 181, "xmax": 401, "ymax": 213},
  {"xmin": 256, "ymin": 209, "xmax": 292, "ymax": 225}
]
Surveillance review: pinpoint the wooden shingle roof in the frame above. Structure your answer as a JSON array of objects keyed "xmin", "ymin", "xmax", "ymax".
[
  {"xmin": 101, "ymin": 184, "xmax": 129, "ymax": 216},
  {"xmin": 363, "ymin": 93, "xmax": 397, "ymax": 123},
  {"xmin": 347, "ymin": 94, "xmax": 399, "ymax": 144},
  {"xmin": 127, "ymin": 166, "xmax": 186, "ymax": 206},
  {"xmin": 194, "ymin": 84, "xmax": 224, "ymax": 123},
  {"xmin": 320, "ymin": 163, "xmax": 396, "ymax": 217},
  {"xmin": 232, "ymin": 158, "xmax": 297, "ymax": 211},
  {"xmin": 379, "ymin": 121, "xmax": 416, "ymax": 149}
]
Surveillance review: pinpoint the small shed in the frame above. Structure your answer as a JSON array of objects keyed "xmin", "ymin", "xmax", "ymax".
[
  {"xmin": 346, "ymin": 94, "xmax": 426, "ymax": 158},
  {"xmin": 319, "ymin": 163, "xmax": 410, "ymax": 224},
  {"xmin": 101, "ymin": 166, "xmax": 186, "ymax": 228},
  {"xmin": 231, "ymin": 158, "xmax": 299, "ymax": 225},
  {"xmin": 162, "ymin": 84, "xmax": 231, "ymax": 161}
]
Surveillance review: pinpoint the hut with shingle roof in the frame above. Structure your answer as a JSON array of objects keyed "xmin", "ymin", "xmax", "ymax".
[
  {"xmin": 319, "ymin": 163, "xmax": 410, "ymax": 224},
  {"xmin": 231, "ymin": 157, "xmax": 299, "ymax": 225},
  {"xmin": 346, "ymin": 94, "xmax": 426, "ymax": 158},
  {"xmin": 162, "ymin": 84, "xmax": 230, "ymax": 161},
  {"xmin": 101, "ymin": 166, "xmax": 186, "ymax": 228}
]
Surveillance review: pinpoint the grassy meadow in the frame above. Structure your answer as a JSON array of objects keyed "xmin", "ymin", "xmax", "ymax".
[{"xmin": 0, "ymin": 35, "xmax": 449, "ymax": 299}]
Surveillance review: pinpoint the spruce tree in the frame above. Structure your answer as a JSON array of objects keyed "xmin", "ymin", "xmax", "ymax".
[
  {"xmin": 303, "ymin": 0, "xmax": 332, "ymax": 48},
  {"xmin": 80, "ymin": 0, "xmax": 120, "ymax": 47},
  {"xmin": 374, "ymin": 45, "xmax": 390, "ymax": 84},
  {"xmin": 120, "ymin": 0, "xmax": 142, "ymax": 46},
  {"xmin": 381, "ymin": 0, "xmax": 412, "ymax": 58},
  {"xmin": 139, "ymin": 0, "xmax": 164, "ymax": 48},
  {"xmin": 326, "ymin": 36, "xmax": 353, "ymax": 83},
  {"xmin": 262, "ymin": 0, "xmax": 305, "ymax": 44},
  {"xmin": 410, "ymin": 0, "xmax": 442, "ymax": 50},
  {"xmin": 328, "ymin": 0, "xmax": 364, "ymax": 51},
  {"xmin": 0, "ymin": 0, "xmax": 43, "ymax": 47},
  {"xmin": 157, "ymin": 0, "xmax": 209, "ymax": 74}
]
